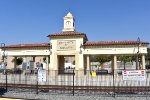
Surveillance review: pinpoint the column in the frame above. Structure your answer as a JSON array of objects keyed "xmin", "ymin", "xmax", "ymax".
[
  {"xmin": 14, "ymin": 56, "xmax": 17, "ymax": 69},
  {"xmin": 87, "ymin": 55, "xmax": 90, "ymax": 70},
  {"xmin": 75, "ymin": 54, "xmax": 79, "ymax": 70},
  {"xmin": 50, "ymin": 53, "xmax": 57, "ymax": 70},
  {"xmin": 46, "ymin": 56, "xmax": 49, "ymax": 70},
  {"xmin": 46, "ymin": 56, "xmax": 50, "ymax": 76},
  {"xmin": 78, "ymin": 54, "xmax": 84, "ymax": 69},
  {"xmin": 113, "ymin": 55, "xmax": 117, "ymax": 77},
  {"xmin": 142, "ymin": 55, "xmax": 146, "ymax": 69}
]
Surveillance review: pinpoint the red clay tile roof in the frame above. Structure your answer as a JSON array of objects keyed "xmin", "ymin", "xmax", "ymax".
[
  {"xmin": 83, "ymin": 41, "xmax": 149, "ymax": 46},
  {"xmin": 1, "ymin": 41, "xmax": 148, "ymax": 49},
  {"xmin": 1, "ymin": 43, "xmax": 50, "ymax": 48},
  {"xmin": 47, "ymin": 31, "xmax": 88, "ymax": 40}
]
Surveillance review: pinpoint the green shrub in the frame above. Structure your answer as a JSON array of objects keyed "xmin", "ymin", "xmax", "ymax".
[
  {"xmin": 6, "ymin": 69, "xmax": 13, "ymax": 74},
  {"xmin": 0, "ymin": 70, "xmax": 3, "ymax": 73},
  {"xmin": 16, "ymin": 58, "xmax": 23, "ymax": 65}
]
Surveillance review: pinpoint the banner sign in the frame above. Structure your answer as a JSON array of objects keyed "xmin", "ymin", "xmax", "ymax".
[
  {"xmin": 57, "ymin": 40, "xmax": 76, "ymax": 51},
  {"xmin": 96, "ymin": 70, "xmax": 108, "ymax": 74},
  {"xmin": 38, "ymin": 70, "xmax": 46, "ymax": 82},
  {"xmin": 122, "ymin": 70, "xmax": 146, "ymax": 81}
]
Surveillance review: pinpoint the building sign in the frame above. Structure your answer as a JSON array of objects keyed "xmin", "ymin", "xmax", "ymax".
[
  {"xmin": 38, "ymin": 70, "xmax": 46, "ymax": 82},
  {"xmin": 57, "ymin": 40, "xmax": 76, "ymax": 51},
  {"xmin": 122, "ymin": 70, "xmax": 146, "ymax": 81}
]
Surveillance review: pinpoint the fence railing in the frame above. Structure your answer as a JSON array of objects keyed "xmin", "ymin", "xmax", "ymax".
[{"xmin": 0, "ymin": 69, "xmax": 150, "ymax": 96}]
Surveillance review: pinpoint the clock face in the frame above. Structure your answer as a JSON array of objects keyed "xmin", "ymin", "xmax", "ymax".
[{"xmin": 66, "ymin": 21, "xmax": 71, "ymax": 27}]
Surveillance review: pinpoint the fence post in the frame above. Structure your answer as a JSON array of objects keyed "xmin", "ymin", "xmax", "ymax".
[
  {"xmin": 36, "ymin": 70, "xmax": 38, "ymax": 94},
  {"xmin": 19, "ymin": 72, "xmax": 21, "ymax": 84},
  {"xmin": 5, "ymin": 70, "xmax": 7, "ymax": 92},
  {"xmin": 73, "ymin": 70, "xmax": 75, "ymax": 96}
]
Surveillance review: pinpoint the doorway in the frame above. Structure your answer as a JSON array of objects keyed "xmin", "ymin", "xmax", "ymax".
[{"xmin": 58, "ymin": 55, "xmax": 75, "ymax": 74}]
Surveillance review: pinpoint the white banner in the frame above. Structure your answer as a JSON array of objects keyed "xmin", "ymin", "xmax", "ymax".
[
  {"xmin": 38, "ymin": 70, "xmax": 46, "ymax": 82},
  {"xmin": 122, "ymin": 70, "xmax": 146, "ymax": 81}
]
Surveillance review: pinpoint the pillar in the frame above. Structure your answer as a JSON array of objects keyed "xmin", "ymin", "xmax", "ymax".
[
  {"xmin": 14, "ymin": 56, "xmax": 17, "ymax": 69},
  {"xmin": 46, "ymin": 56, "xmax": 49, "ymax": 70},
  {"xmin": 75, "ymin": 54, "xmax": 79, "ymax": 70},
  {"xmin": 113, "ymin": 55, "xmax": 117, "ymax": 77},
  {"xmin": 142, "ymin": 55, "xmax": 146, "ymax": 69},
  {"xmin": 50, "ymin": 53, "xmax": 57, "ymax": 70},
  {"xmin": 87, "ymin": 55, "xmax": 90, "ymax": 70},
  {"xmin": 46, "ymin": 56, "xmax": 50, "ymax": 76}
]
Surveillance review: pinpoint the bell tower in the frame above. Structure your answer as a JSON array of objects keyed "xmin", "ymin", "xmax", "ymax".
[{"xmin": 62, "ymin": 12, "xmax": 75, "ymax": 32}]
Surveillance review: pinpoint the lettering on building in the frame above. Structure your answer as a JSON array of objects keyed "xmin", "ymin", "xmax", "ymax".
[{"xmin": 57, "ymin": 40, "xmax": 76, "ymax": 51}]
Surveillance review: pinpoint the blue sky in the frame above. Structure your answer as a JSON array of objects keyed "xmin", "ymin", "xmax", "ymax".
[{"xmin": 0, "ymin": 0, "xmax": 150, "ymax": 46}]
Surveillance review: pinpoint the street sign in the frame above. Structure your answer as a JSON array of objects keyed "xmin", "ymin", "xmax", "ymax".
[
  {"xmin": 38, "ymin": 70, "xmax": 46, "ymax": 82},
  {"xmin": 122, "ymin": 70, "xmax": 146, "ymax": 81}
]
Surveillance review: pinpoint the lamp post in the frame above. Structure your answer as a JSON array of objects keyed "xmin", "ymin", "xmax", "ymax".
[
  {"xmin": 136, "ymin": 37, "xmax": 141, "ymax": 70},
  {"xmin": 1, "ymin": 43, "xmax": 6, "ymax": 75},
  {"xmin": 1, "ymin": 43, "xmax": 7, "ymax": 91}
]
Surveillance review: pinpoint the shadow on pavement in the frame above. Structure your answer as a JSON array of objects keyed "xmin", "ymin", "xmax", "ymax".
[{"xmin": 0, "ymin": 88, "xmax": 7, "ymax": 96}]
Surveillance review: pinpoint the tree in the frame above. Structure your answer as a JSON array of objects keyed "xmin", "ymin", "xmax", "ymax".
[
  {"xmin": 43, "ymin": 57, "xmax": 46, "ymax": 63},
  {"xmin": 11, "ymin": 57, "xmax": 23, "ymax": 69},
  {"xmin": 96, "ymin": 56, "xmax": 111, "ymax": 70},
  {"xmin": 146, "ymin": 48, "xmax": 150, "ymax": 60},
  {"xmin": 145, "ymin": 48, "xmax": 150, "ymax": 66},
  {"xmin": 16, "ymin": 57, "xmax": 23, "ymax": 65},
  {"xmin": 117, "ymin": 55, "xmax": 133, "ymax": 70}
]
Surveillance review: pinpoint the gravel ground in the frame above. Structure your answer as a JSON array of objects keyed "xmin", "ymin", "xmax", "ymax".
[{"xmin": 1, "ymin": 90, "xmax": 150, "ymax": 100}]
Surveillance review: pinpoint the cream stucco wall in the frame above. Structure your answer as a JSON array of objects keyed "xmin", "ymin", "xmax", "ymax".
[
  {"xmin": 0, "ymin": 42, "xmax": 148, "ymax": 71},
  {"xmin": 49, "ymin": 36, "xmax": 84, "ymax": 70},
  {"xmin": 6, "ymin": 56, "xmax": 14, "ymax": 69},
  {"xmin": 1, "ymin": 47, "xmax": 50, "ymax": 69},
  {"xmin": 5, "ymin": 47, "xmax": 50, "ymax": 56},
  {"xmin": 83, "ymin": 46, "xmax": 147, "ymax": 55}
]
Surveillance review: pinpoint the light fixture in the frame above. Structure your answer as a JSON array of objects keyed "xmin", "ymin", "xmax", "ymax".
[
  {"xmin": 49, "ymin": 44, "xmax": 52, "ymax": 55},
  {"xmin": 79, "ymin": 44, "xmax": 83, "ymax": 54}
]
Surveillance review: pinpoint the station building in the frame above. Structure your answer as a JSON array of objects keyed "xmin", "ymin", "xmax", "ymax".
[{"xmin": 0, "ymin": 12, "xmax": 149, "ymax": 75}]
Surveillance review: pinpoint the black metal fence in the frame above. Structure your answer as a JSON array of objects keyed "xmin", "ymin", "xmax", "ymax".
[{"xmin": 0, "ymin": 69, "xmax": 150, "ymax": 96}]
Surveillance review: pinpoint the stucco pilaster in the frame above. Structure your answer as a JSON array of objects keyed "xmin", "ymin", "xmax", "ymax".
[
  {"xmin": 75, "ymin": 54, "xmax": 79, "ymax": 70},
  {"xmin": 87, "ymin": 55, "xmax": 90, "ymax": 70},
  {"xmin": 50, "ymin": 52, "xmax": 58, "ymax": 70},
  {"xmin": 14, "ymin": 56, "xmax": 17, "ymax": 69},
  {"xmin": 142, "ymin": 55, "xmax": 146, "ymax": 69},
  {"xmin": 113, "ymin": 55, "xmax": 117, "ymax": 78},
  {"xmin": 46, "ymin": 56, "xmax": 49, "ymax": 70},
  {"xmin": 78, "ymin": 54, "xmax": 84, "ymax": 70}
]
